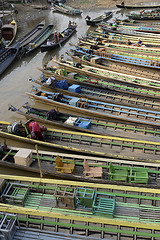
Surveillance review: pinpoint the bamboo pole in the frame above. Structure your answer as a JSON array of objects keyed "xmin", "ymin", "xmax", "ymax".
[{"xmin": 35, "ymin": 144, "xmax": 43, "ymax": 178}]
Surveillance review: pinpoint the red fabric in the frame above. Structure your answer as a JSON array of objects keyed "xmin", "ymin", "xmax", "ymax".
[
  {"xmin": 29, "ymin": 121, "xmax": 44, "ymax": 141},
  {"xmin": 29, "ymin": 121, "xmax": 41, "ymax": 132}
]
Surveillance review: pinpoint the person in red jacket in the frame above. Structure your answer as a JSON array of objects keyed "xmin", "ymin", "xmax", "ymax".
[{"xmin": 29, "ymin": 121, "xmax": 45, "ymax": 141}]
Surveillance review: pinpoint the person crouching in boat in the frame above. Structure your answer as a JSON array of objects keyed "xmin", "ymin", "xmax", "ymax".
[
  {"xmin": 29, "ymin": 121, "xmax": 46, "ymax": 141},
  {"xmin": 137, "ymin": 39, "xmax": 143, "ymax": 47},
  {"xmin": 68, "ymin": 21, "xmax": 77, "ymax": 30},
  {"xmin": 47, "ymin": 39, "xmax": 53, "ymax": 46},
  {"xmin": 85, "ymin": 15, "xmax": 91, "ymax": 21},
  {"xmin": 54, "ymin": 31, "xmax": 58, "ymax": 44},
  {"xmin": 126, "ymin": 39, "xmax": 132, "ymax": 45}
]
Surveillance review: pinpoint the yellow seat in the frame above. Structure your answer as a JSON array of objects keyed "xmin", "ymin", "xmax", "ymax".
[{"xmin": 55, "ymin": 155, "xmax": 75, "ymax": 174}]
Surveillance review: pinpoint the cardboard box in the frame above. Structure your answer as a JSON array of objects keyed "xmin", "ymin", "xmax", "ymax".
[{"xmin": 14, "ymin": 149, "xmax": 33, "ymax": 167}]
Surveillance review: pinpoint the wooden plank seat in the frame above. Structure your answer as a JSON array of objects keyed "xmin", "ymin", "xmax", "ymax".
[
  {"xmin": 55, "ymin": 155, "xmax": 75, "ymax": 174},
  {"xmin": 108, "ymin": 162, "xmax": 129, "ymax": 182},
  {"xmin": 92, "ymin": 192, "xmax": 116, "ymax": 217},
  {"xmin": 83, "ymin": 159, "xmax": 103, "ymax": 178},
  {"xmin": 129, "ymin": 167, "xmax": 148, "ymax": 184}
]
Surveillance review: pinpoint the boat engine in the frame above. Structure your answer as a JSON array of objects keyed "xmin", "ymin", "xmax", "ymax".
[{"xmin": 7, "ymin": 122, "xmax": 20, "ymax": 134}]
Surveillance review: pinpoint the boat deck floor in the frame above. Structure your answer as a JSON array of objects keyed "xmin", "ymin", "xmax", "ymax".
[{"xmin": 13, "ymin": 228, "xmax": 105, "ymax": 240}]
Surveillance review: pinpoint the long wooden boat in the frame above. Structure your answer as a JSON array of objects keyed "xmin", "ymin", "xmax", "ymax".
[
  {"xmin": 8, "ymin": 103, "xmax": 160, "ymax": 140},
  {"xmin": 96, "ymin": 24, "xmax": 160, "ymax": 39},
  {"xmin": 0, "ymin": 20, "xmax": 17, "ymax": 48},
  {"xmin": 26, "ymin": 87, "xmax": 160, "ymax": 129},
  {"xmin": 1, "ymin": 175, "xmax": 160, "ymax": 240},
  {"xmin": 40, "ymin": 25, "xmax": 76, "ymax": 53},
  {"xmin": 116, "ymin": 4, "xmax": 160, "ymax": 9},
  {"xmin": 78, "ymin": 42, "xmax": 160, "ymax": 62},
  {"xmin": 1, "ymin": 120, "xmax": 160, "ymax": 162},
  {"xmin": 31, "ymin": 74, "xmax": 160, "ymax": 106},
  {"xmin": 52, "ymin": 3, "xmax": 82, "ymax": 15},
  {"xmin": 21, "ymin": 23, "xmax": 54, "ymax": 56},
  {"xmin": 18, "ymin": 21, "xmax": 45, "ymax": 49},
  {"xmin": 80, "ymin": 34, "xmax": 160, "ymax": 53},
  {"xmin": 85, "ymin": 11, "xmax": 112, "ymax": 26},
  {"xmin": 71, "ymin": 46, "xmax": 160, "ymax": 68},
  {"xmin": 72, "ymin": 47, "xmax": 160, "ymax": 70},
  {"xmin": 127, "ymin": 13, "xmax": 160, "ymax": 21},
  {"xmin": 0, "ymin": 146, "xmax": 160, "ymax": 187},
  {"xmin": 0, "ymin": 43, "xmax": 19, "ymax": 76},
  {"xmin": 102, "ymin": 22, "xmax": 160, "ymax": 34},
  {"xmin": 88, "ymin": 29, "xmax": 160, "ymax": 45},
  {"xmin": 39, "ymin": 66, "xmax": 160, "ymax": 99},
  {"xmin": 96, "ymin": 42, "xmax": 160, "ymax": 57},
  {"xmin": 51, "ymin": 57, "xmax": 160, "ymax": 89},
  {"xmin": 68, "ymin": 50, "xmax": 160, "ymax": 80},
  {"xmin": 98, "ymin": 23, "xmax": 160, "ymax": 38}
]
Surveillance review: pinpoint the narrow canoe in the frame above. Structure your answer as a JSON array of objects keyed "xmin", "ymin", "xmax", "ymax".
[
  {"xmin": 1, "ymin": 175, "xmax": 160, "ymax": 239},
  {"xmin": 8, "ymin": 103, "xmax": 160, "ymax": 140},
  {"xmin": 0, "ymin": 43, "xmax": 20, "ymax": 76},
  {"xmin": 0, "ymin": 146, "xmax": 160, "ymax": 186},
  {"xmin": 52, "ymin": 3, "xmax": 82, "ymax": 15},
  {"xmin": 116, "ymin": 4, "xmax": 160, "ymax": 9},
  {"xmin": 69, "ymin": 51, "xmax": 160, "ymax": 80},
  {"xmin": 127, "ymin": 14, "xmax": 160, "ymax": 21},
  {"xmin": 39, "ymin": 66, "xmax": 160, "ymax": 98},
  {"xmin": 22, "ymin": 23, "xmax": 54, "ymax": 56},
  {"xmin": 1, "ymin": 121, "xmax": 160, "ymax": 162},
  {"xmin": 51, "ymin": 57, "xmax": 160, "ymax": 88},
  {"xmin": 26, "ymin": 87, "xmax": 160, "ymax": 127},
  {"xmin": 86, "ymin": 11, "xmax": 112, "ymax": 26},
  {"xmin": 19, "ymin": 21, "xmax": 45, "ymax": 48},
  {"xmin": 40, "ymin": 26, "xmax": 76, "ymax": 52}
]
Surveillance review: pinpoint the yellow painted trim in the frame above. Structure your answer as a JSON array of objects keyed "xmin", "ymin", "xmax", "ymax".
[
  {"xmin": 0, "ymin": 131, "xmax": 106, "ymax": 156},
  {"xmin": 0, "ymin": 203, "xmax": 159, "ymax": 230},
  {"xmin": 0, "ymin": 121, "xmax": 10, "ymax": 125},
  {"xmin": 6, "ymin": 20, "xmax": 17, "ymax": 47},
  {"xmin": 48, "ymin": 127, "xmax": 160, "ymax": 146},
  {"xmin": 1, "ymin": 174, "xmax": 160, "ymax": 194}
]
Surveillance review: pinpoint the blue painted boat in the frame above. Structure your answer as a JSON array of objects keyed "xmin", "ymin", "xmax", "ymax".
[{"xmin": 72, "ymin": 47, "xmax": 160, "ymax": 70}]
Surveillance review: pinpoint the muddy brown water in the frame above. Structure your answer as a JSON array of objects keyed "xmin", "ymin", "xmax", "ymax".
[{"xmin": 0, "ymin": 4, "xmax": 159, "ymax": 175}]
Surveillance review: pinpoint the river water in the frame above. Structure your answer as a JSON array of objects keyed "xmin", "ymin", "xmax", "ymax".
[{"xmin": 0, "ymin": 5, "xmax": 129, "ymax": 123}]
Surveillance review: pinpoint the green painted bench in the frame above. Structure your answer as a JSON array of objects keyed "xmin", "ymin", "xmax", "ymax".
[
  {"xmin": 2, "ymin": 183, "xmax": 30, "ymax": 206},
  {"xmin": 92, "ymin": 192, "xmax": 116, "ymax": 217},
  {"xmin": 75, "ymin": 188, "xmax": 95, "ymax": 209},
  {"xmin": 108, "ymin": 162, "xmax": 129, "ymax": 182},
  {"xmin": 129, "ymin": 167, "xmax": 148, "ymax": 184}
]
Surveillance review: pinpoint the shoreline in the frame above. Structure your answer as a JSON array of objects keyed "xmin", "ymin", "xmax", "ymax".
[
  {"xmin": 15, "ymin": 0, "xmax": 159, "ymax": 12},
  {"xmin": 67, "ymin": 0, "xmax": 157, "ymax": 10}
]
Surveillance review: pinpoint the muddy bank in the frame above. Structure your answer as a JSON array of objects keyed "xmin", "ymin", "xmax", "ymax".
[
  {"xmin": 15, "ymin": 0, "xmax": 158, "ymax": 14},
  {"xmin": 67, "ymin": 0, "xmax": 158, "ymax": 10}
]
